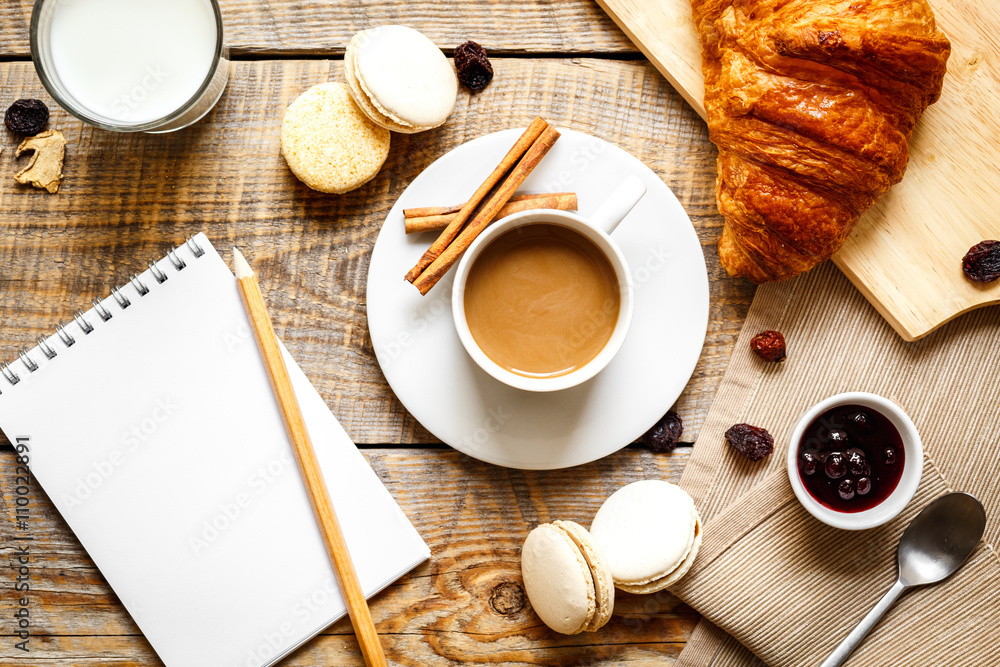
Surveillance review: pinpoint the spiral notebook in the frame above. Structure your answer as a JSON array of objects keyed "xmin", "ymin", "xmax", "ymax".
[{"xmin": 0, "ymin": 234, "xmax": 429, "ymax": 667}]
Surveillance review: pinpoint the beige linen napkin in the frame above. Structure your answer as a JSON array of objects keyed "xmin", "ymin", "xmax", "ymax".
[{"xmin": 672, "ymin": 261, "xmax": 1000, "ymax": 667}]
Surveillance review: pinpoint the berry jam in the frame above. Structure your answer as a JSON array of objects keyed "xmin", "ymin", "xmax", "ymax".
[{"xmin": 797, "ymin": 404, "xmax": 904, "ymax": 513}]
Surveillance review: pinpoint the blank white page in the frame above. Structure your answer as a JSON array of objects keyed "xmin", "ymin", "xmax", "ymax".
[{"xmin": 0, "ymin": 234, "xmax": 428, "ymax": 667}]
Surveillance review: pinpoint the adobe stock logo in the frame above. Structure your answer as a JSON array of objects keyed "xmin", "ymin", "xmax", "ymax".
[
  {"xmin": 541, "ymin": 136, "xmax": 609, "ymax": 193},
  {"xmin": 187, "ymin": 449, "xmax": 296, "ymax": 556},
  {"xmin": 61, "ymin": 397, "xmax": 180, "ymax": 510},
  {"xmin": 461, "ymin": 405, "xmax": 512, "ymax": 455},
  {"xmin": 110, "ymin": 65, "xmax": 169, "ymax": 119},
  {"xmin": 375, "ymin": 274, "xmax": 455, "ymax": 370}
]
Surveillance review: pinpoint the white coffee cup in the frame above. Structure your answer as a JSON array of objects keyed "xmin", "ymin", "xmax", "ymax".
[{"xmin": 452, "ymin": 176, "xmax": 646, "ymax": 392}]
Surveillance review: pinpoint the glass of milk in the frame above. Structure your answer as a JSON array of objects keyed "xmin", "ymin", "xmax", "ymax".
[{"xmin": 30, "ymin": 0, "xmax": 230, "ymax": 133}]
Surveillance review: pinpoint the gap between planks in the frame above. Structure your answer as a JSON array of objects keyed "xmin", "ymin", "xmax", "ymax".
[{"xmin": 0, "ymin": 52, "xmax": 648, "ymax": 64}]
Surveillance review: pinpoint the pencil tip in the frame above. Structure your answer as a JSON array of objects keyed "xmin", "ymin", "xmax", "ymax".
[{"xmin": 232, "ymin": 247, "xmax": 254, "ymax": 279}]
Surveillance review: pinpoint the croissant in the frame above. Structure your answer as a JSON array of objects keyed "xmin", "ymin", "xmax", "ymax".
[{"xmin": 692, "ymin": 0, "xmax": 951, "ymax": 283}]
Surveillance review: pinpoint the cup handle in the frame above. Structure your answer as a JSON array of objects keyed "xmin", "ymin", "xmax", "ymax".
[{"xmin": 589, "ymin": 175, "xmax": 648, "ymax": 235}]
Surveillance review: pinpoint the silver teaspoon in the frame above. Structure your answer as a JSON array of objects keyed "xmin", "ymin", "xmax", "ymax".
[{"xmin": 819, "ymin": 492, "xmax": 986, "ymax": 667}]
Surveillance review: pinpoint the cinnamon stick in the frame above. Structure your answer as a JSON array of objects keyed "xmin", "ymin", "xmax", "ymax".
[
  {"xmin": 404, "ymin": 193, "xmax": 578, "ymax": 234},
  {"xmin": 404, "ymin": 193, "xmax": 567, "ymax": 220},
  {"xmin": 411, "ymin": 124, "xmax": 561, "ymax": 295},
  {"xmin": 404, "ymin": 117, "xmax": 550, "ymax": 283}
]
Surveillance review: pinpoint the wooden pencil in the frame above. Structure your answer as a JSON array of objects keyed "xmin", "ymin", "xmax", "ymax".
[{"xmin": 233, "ymin": 247, "xmax": 387, "ymax": 667}]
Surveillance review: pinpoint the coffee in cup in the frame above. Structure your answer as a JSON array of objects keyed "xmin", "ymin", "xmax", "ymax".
[
  {"xmin": 453, "ymin": 175, "xmax": 647, "ymax": 392},
  {"xmin": 463, "ymin": 223, "xmax": 620, "ymax": 378}
]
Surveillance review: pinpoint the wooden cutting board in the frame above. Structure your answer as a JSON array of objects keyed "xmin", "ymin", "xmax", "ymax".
[{"xmin": 597, "ymin": 0, "xmax": 1000, "ymax": 341}]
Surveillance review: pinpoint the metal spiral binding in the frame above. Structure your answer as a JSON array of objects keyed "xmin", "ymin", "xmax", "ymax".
[
  {"xmin": 1, "ymin": 363, "xmax": 18, "ymax": 386},
  {"xmin": 93, "ymin": 298, "xmax": 113, "ymax": 322},
  {"xmin": 111, "ymin": 286, "xmax": 131, "ymax": 310},
  {"xmin": 37, "ymin": 336, "xmax": 57, "ymax": 360},
  {"xmin": 0, "ymin": 236, "xmax": 206, "ymax": 392},
  {"xmin": 186, "ymin": 237, "xmax": 205, "ymax": 258},
  {"xmin": 18, "ymin": 349, "xmax": 38, "ymax": 373},
  {"xmin": 74, "ymin": 310, "xmax": 94, "ymax": 334},
  {"xmin": 130, "ymin": 273, "xmax": 150, "ymax": 296},
  {"xmin": 167, "ymin": 249, "xmax": 186, "ymax": 271},
  {"xmin": 55, "ymin": 324, "xmax": 75, "ymax": 347},
  {"xmin": 148, "ymin": 261, "xmax": 168, "ymax": 284}
]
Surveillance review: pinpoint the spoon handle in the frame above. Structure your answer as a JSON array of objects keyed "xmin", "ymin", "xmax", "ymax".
[{"xmin": 819, "ymin": 579, "xmax": 907, "ymax": 667}]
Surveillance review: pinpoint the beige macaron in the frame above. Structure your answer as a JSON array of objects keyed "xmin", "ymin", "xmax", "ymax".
[
  {"xmin": 590, "ymin": 480, "xmax": 701, "ymax": 594},
  {"xmin": 520, "ymin": 521, "xmax": 615, "ymax": 634},
  {"xmin": 280, "ymin": 82, "xmax": 390, "ymax": 194},
  {"xmin": 344, "ymin": 25, "xmax": 457, "ymax": 134}
]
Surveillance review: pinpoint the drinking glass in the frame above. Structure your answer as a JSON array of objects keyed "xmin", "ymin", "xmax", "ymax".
[{"xmin": 30, "ymin": 0, "xmax": 230, "ymax": 133}]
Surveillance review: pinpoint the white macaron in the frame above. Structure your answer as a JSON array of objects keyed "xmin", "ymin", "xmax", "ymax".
[
  {"xmin": 590, "ymin": 480, "xmax": 701, "ymax": 594},
  {"xmin": 344, "ymin": 25, "xmax": 458, "ymax": 134},
  {"xmin": 520, "ymin": 520, "xmax": 614, "ymax": 634}
]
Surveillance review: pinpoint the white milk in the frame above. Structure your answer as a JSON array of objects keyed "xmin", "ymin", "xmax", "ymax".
[{"xmin": 49, "ymin": 0, "xmax": 218, "ymax": 125}]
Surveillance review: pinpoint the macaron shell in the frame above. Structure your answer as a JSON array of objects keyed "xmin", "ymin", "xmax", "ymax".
[
  {"xmin": 354, "ymin": 25, "xmax": 457, "ymax": 129},
  {"xmin": 344, "ymin": 31, "xmax": 419, "ymax": 134},
  {"xmin": 617, "ymin": 512, "xmax": 702, "ymax": 594},
  {"xmin": 590, "ymin": 480, "xmax": 697, "ymax": 587},
  {"xmin": 279, "ymin": 82, "xmax": 390, "ymax": 194},
  {"xmin": 553, "ymin": 521, "xmax": 615, "ymax": 632},
  {"xmin": 521, "ymin": 523, "xmax": 596, "ymax": 635}
]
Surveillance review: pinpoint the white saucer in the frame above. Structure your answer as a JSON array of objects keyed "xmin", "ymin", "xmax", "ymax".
[{"xmin": 366, "ymin": 128, "xmax": 709, "ymax": 469}]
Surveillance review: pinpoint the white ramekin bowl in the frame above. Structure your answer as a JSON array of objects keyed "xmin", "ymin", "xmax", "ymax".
[{"xmin": 786, "ymin": 392, "xmax": 923, "ymax": 531}]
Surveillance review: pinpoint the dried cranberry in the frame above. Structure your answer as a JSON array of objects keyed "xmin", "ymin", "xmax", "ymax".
[
  {"xmin": 838, "ymin": 478, "xmax": 856, "ymax": 501},
  {"xmin": 962, "ymin": 240, "xmax": 1000, "ymax": 283},
  {"xmin": 846, "ymin": 448, "xmax": 870, "ymax": 476},
  {"xmin": 856, "ymin": 477, "xmax": 872, "ymax": 496},
  {"xmin": 642, "ymin": 411, "xmax": 683, "ymax": 453},
  {"xmin": 883, "ymin": 447, "xmax": 898, "ymax": 465},
  {"xmin": 825, "ymin": 452, "xmax": 847, "ymax": 479},
  {"xmin": 4, "ymin": 99, "xmax": 49, "ymax": 136},
  {"xmin": 454, "ymin": 41, "xmax": 494, "ymax": 91},
  {"xmin": 724, "ymin": 423, "xmax": 774, "ymax": 461},
  {"xmin": 801, "ymin": 451, "xmax": 819, "ymax": 476},
  {"xmin": 847, "ymin": 411, "xmax": 875, "ymax": 434},
  {"xmin": 750, "ymin": 330, "xmax": 786, "ymax": 362}
]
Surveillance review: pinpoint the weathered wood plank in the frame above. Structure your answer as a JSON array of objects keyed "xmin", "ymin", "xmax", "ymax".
[
  {"xmin": 0, "ymin": 1, "xmax": 635, "ymax": 59},
  {"xmin": 0, "ymin": 58, "xmax": 754, "ymax": 445},
  {"xmin": 0, "ymin": 635, "xmax": 692, "ymax": 666},
  {"xmin": 0, "ymin": 446, "xmax": 697, "ymax": 664}
]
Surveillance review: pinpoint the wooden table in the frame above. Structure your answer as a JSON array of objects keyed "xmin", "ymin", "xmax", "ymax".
[{"xmin": 0, "ymin": 1, "xmax": 756, "ymax": 664}]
